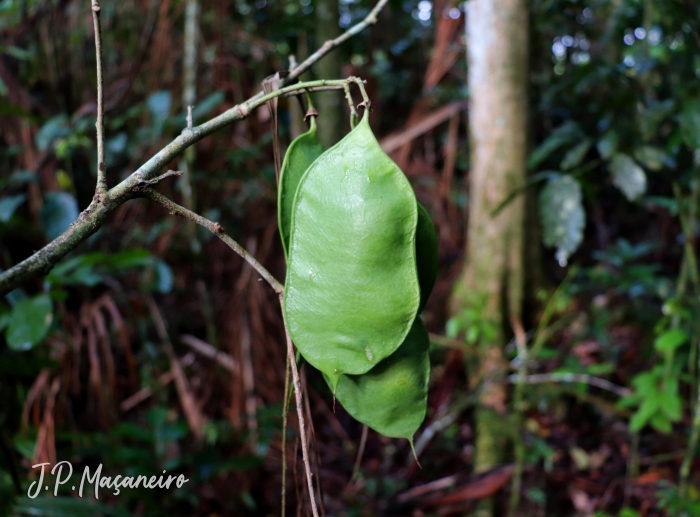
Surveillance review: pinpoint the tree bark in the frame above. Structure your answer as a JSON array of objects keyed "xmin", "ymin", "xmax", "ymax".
[
  {"xmin": 315, "ymin": 0, "xmax": 344, "ymax": 147},
  {"xmin": 452, "ymin": 1, "xmax": 528, "ymax": 514}
]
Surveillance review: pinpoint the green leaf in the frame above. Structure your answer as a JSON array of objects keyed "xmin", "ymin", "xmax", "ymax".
[
  {"xmin": 445, "ymin": 317, "xmax": 460, "ymax": 338},
  {"xmin": 153, "ymin": 260, "xmax": 174, "ymax": 294},
  {"xmin": 539, "ymin": 175, "xmax": 585, "ymax": 266},
  {"xmin": 191, "ymin": 91, "xmax": 225, "ymax": 121},
  {"xmin": 0, "ymin": 194, "xmax": 26, "ymax": 222},
  {"xmin": 658, "ymin": 389, "xmax": 682, "ymax": 422},
  {"xmin": 35, "ymin": 115, "xmax": 70, "ymax": 152},
  {"xmin": 629, "ymin": 395, "xmax": 660, "ymax": 432},
  {"xmin": 610, "ymin": 153, "xmax": 646, "ymax": 201},
  {"xmin": 654, "ymin": 328, "xmax": 688, "ymax": 353},
  {"xmin": 415, "ymin": 202, "xmax": 438, "ymax": 313},
  {"xmin": 5, "ymin": 294, "xmax": 53, "ymax": 351},
  {"xmin": 560, "ymin": 139, "xmax": 592, "ymax": 170},
  {"xmin": 631, "ymin": 371, "xmax": 658, "ymax": 396},
  {"xmin": 649, "ymin": 411, "xmax": 672, "ymax": 434},
  {"xmin": 596, "ymin": 130, "xmax": 619, "ymax": 160},
  {"xmin": 328, "ymin": 318, "xmax": 429, "ymax": 440},
  {"xmin": 466, "ymin": 326, "xmax": 479, "ymax": 344},
  {"xmin": 284, "ymin": 112, "xmax": 420, "ymax": 387},
  {"xmin": 633, "ymin": 146, "xmax": 667, "ymax": 171},
  {"xmin": 278, "ymin": 116, "xmax": 325, "ymax": 257},
  {"xmin": 528, "ymin": 121, "xmax": 581, "ymax": 169},
  {"xmin": 639, "ymin": 99, "xmax": 675, "ymax": 142},
  {"xmin": 679, "ymin": 100, "xmax": 700, "ymax": 149},
  {"xmin": 41, "ymin": 191, "xmax": 79, "ymax": 240},
  {"xmin": 0, "ymin": 312, "xmax": 10, "ymax": 331},
  {"xmin": 619, "ymin": 508, "xmax": 643, "ymax": 517}
]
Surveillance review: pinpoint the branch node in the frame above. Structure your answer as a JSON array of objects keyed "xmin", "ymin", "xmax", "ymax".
[
  {"xmin": 304, "ymin": 108, "xmax": 318, "ymax": 121},
  {"xmin": 358, "ymin": 100, "xmax": 372, "ymax": 112},
  {"xmin": 187, "ymin": 106, "xmax": 194, "ymax": 129}
]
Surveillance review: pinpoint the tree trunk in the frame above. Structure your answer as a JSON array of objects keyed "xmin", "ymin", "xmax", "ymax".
[
  {"xmin": 314, "ymin": 0, "xmax": 344, "ymax": 147},
  {"xmin": 452, "ymin": 0, "xmax": 528, "ymax": 514}
]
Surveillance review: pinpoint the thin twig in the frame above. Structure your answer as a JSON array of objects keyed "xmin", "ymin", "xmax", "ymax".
[
  {"xmin": 91, "ymin": 0, "xmax": 107, "ymax": 196},
  {"xmin": 278, "ymin": 293, "xmax": 320, "ymax": 517},
  {"xmin": 506, "ymin": 372, "xmax": 632, "ymax": 397},
  {"xmin": 413, "ymin": 394, "xmax": 479, "ymax": 458},
  {"xmin": 347, "ymin": 424, "xmax": 368, "ymax": 486},
  {"xmin": 281, "ymin": 354, "xmax": 291, "ymax": 517},
  {"xmin": 143, "ymin": 189, "xmax": 283, "ymax": 294},
  {"xmin": 343, "ymin": 84, "xmax": 358, "ymax": 129},
  {"xmin": 180, "ymin": 334, "xmax": 237, "ymax": 372},
  {"xmin": 286, "ymin": 0, "xmax": 389, "ymax": 83}
]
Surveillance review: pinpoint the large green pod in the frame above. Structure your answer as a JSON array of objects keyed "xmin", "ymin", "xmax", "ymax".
[
  {"xmin": 284, "ymin": 112, "xmax": 420, "ymax": 387},
  {"xmin": 327, "ymin": 318, "xmax": 430, "ymax": 440},
  {"xmin": 416, "ymin": 202, "xmax": 438, "ymax": 313},
  {"xmin": 278, "ymin": 117, "xmax": 325, "ymax": 257}
]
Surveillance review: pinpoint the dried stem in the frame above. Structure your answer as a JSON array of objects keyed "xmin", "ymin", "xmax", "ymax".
[
  {"xmin": 91, "ymin": 0, "xmax": 107, "ymax": 195},
  {"xmin": 347, "ymin": 424, "xmax": 368, "ymax": 486},
  {"xmin": 143, "ymin": 189, "xmax": 283, "ymax": 294},
  {"xmin": 279, "ymin": 293, "xmax": 320, "ymax": 517},
  {"xmin": 281, "ymin": 354, "xmax": 291, "ymax": 517}
]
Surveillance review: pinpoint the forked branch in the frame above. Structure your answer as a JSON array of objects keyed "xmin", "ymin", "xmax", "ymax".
[
  {"xmin": 0, "ymin": 78, "xmax": 367, "ymax": 295},
  {"xmin": 0, "ymin": 0, "xmax": 386, "ymax": 295},
  {"xmin": 143, "ymin": 189, "xmax": 284, "ymax": 294}
]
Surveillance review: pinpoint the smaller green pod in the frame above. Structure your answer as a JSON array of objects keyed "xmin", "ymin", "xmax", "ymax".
[
  {"xmin": 284, "ymin": 111, "xmax": 421, "ymax": 388},
  {"xmin": 416, "ymin": 202, "xmax": 438, "ymax": 313},
  {"xmin": 278, "ymin": 116, "xmax": 325, "ymax": 257},
  {"xmin": 326, "ymin": 318, "xmax": 430, "ymax": 442}
]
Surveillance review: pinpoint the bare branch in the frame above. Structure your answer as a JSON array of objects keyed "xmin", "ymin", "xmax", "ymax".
[
  {"xmin": 0, "ymin": 0, "xmax": 387, "ymax": 294},
  {"xmin": 507, "ymin": 372, "xmax": 632, "ymax": 397},
  {"xmin": 143, "ymin": 189, "xmax": 284, "ymax": 294},
  {"xmin": 0, "ymin": 78, "xmax": 353, "ymax": 296},
  {"xmin": 285, "ymin": 0, "xmax": 389, "ymax": 83},
  {"xmin": 278, "ymin": 293, "xmax": 320, "ymax": 517},
  {"xmin": 91, "ymin": 0, "xmax": 107, "ymax": 196},
  {"xmin": 0, "ymin": 0, "xmax": 385, "ymax": 296}
]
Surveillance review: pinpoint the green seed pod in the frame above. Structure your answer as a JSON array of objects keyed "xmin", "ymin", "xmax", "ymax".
[
  {"xmin": 416, "ymin": 202, "xmax": 438, "ymax": 313},
  {"xmin": 278, "ymin": 116, "xmax": 325, "ymax": 257},
  {"xmin": 327, "ymin": 318, "xmax": 430, "ymax": 441},
  {"xmin": 284, "ymin": 111, "xmax": 420, "ymax": 388}
]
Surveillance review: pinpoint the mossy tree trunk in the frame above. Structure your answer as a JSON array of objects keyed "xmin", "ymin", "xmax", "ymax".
[
  {"xmin": 452, "ymin": 0, "xmax": 528, "ymax": 514},
  {"xmin": 315, "ymin": 0, "xmax": 344, "ymax": 147}
]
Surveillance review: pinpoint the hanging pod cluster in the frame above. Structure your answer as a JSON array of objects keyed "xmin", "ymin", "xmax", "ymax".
[{"xmin": 278, "ymin": 101, "xmax": 438, "ymax": 449}]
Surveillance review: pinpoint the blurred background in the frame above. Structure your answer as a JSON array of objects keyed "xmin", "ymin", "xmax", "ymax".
[{"xmin": 0, "ymin": 0, "xmax": 699, "ymax": 515}]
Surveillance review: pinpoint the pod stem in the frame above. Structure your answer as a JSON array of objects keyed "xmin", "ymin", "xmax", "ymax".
[
  {"xmin": 305, "ymin": 89, "xmax": 316, "ymax": 111},
  {"xmin": 343, "ymin": 83, "xmax": 359, "ymax": 129},
  {"xmin": 349, "ymin": 76, "xmax": 371, "ymax": 112}
]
